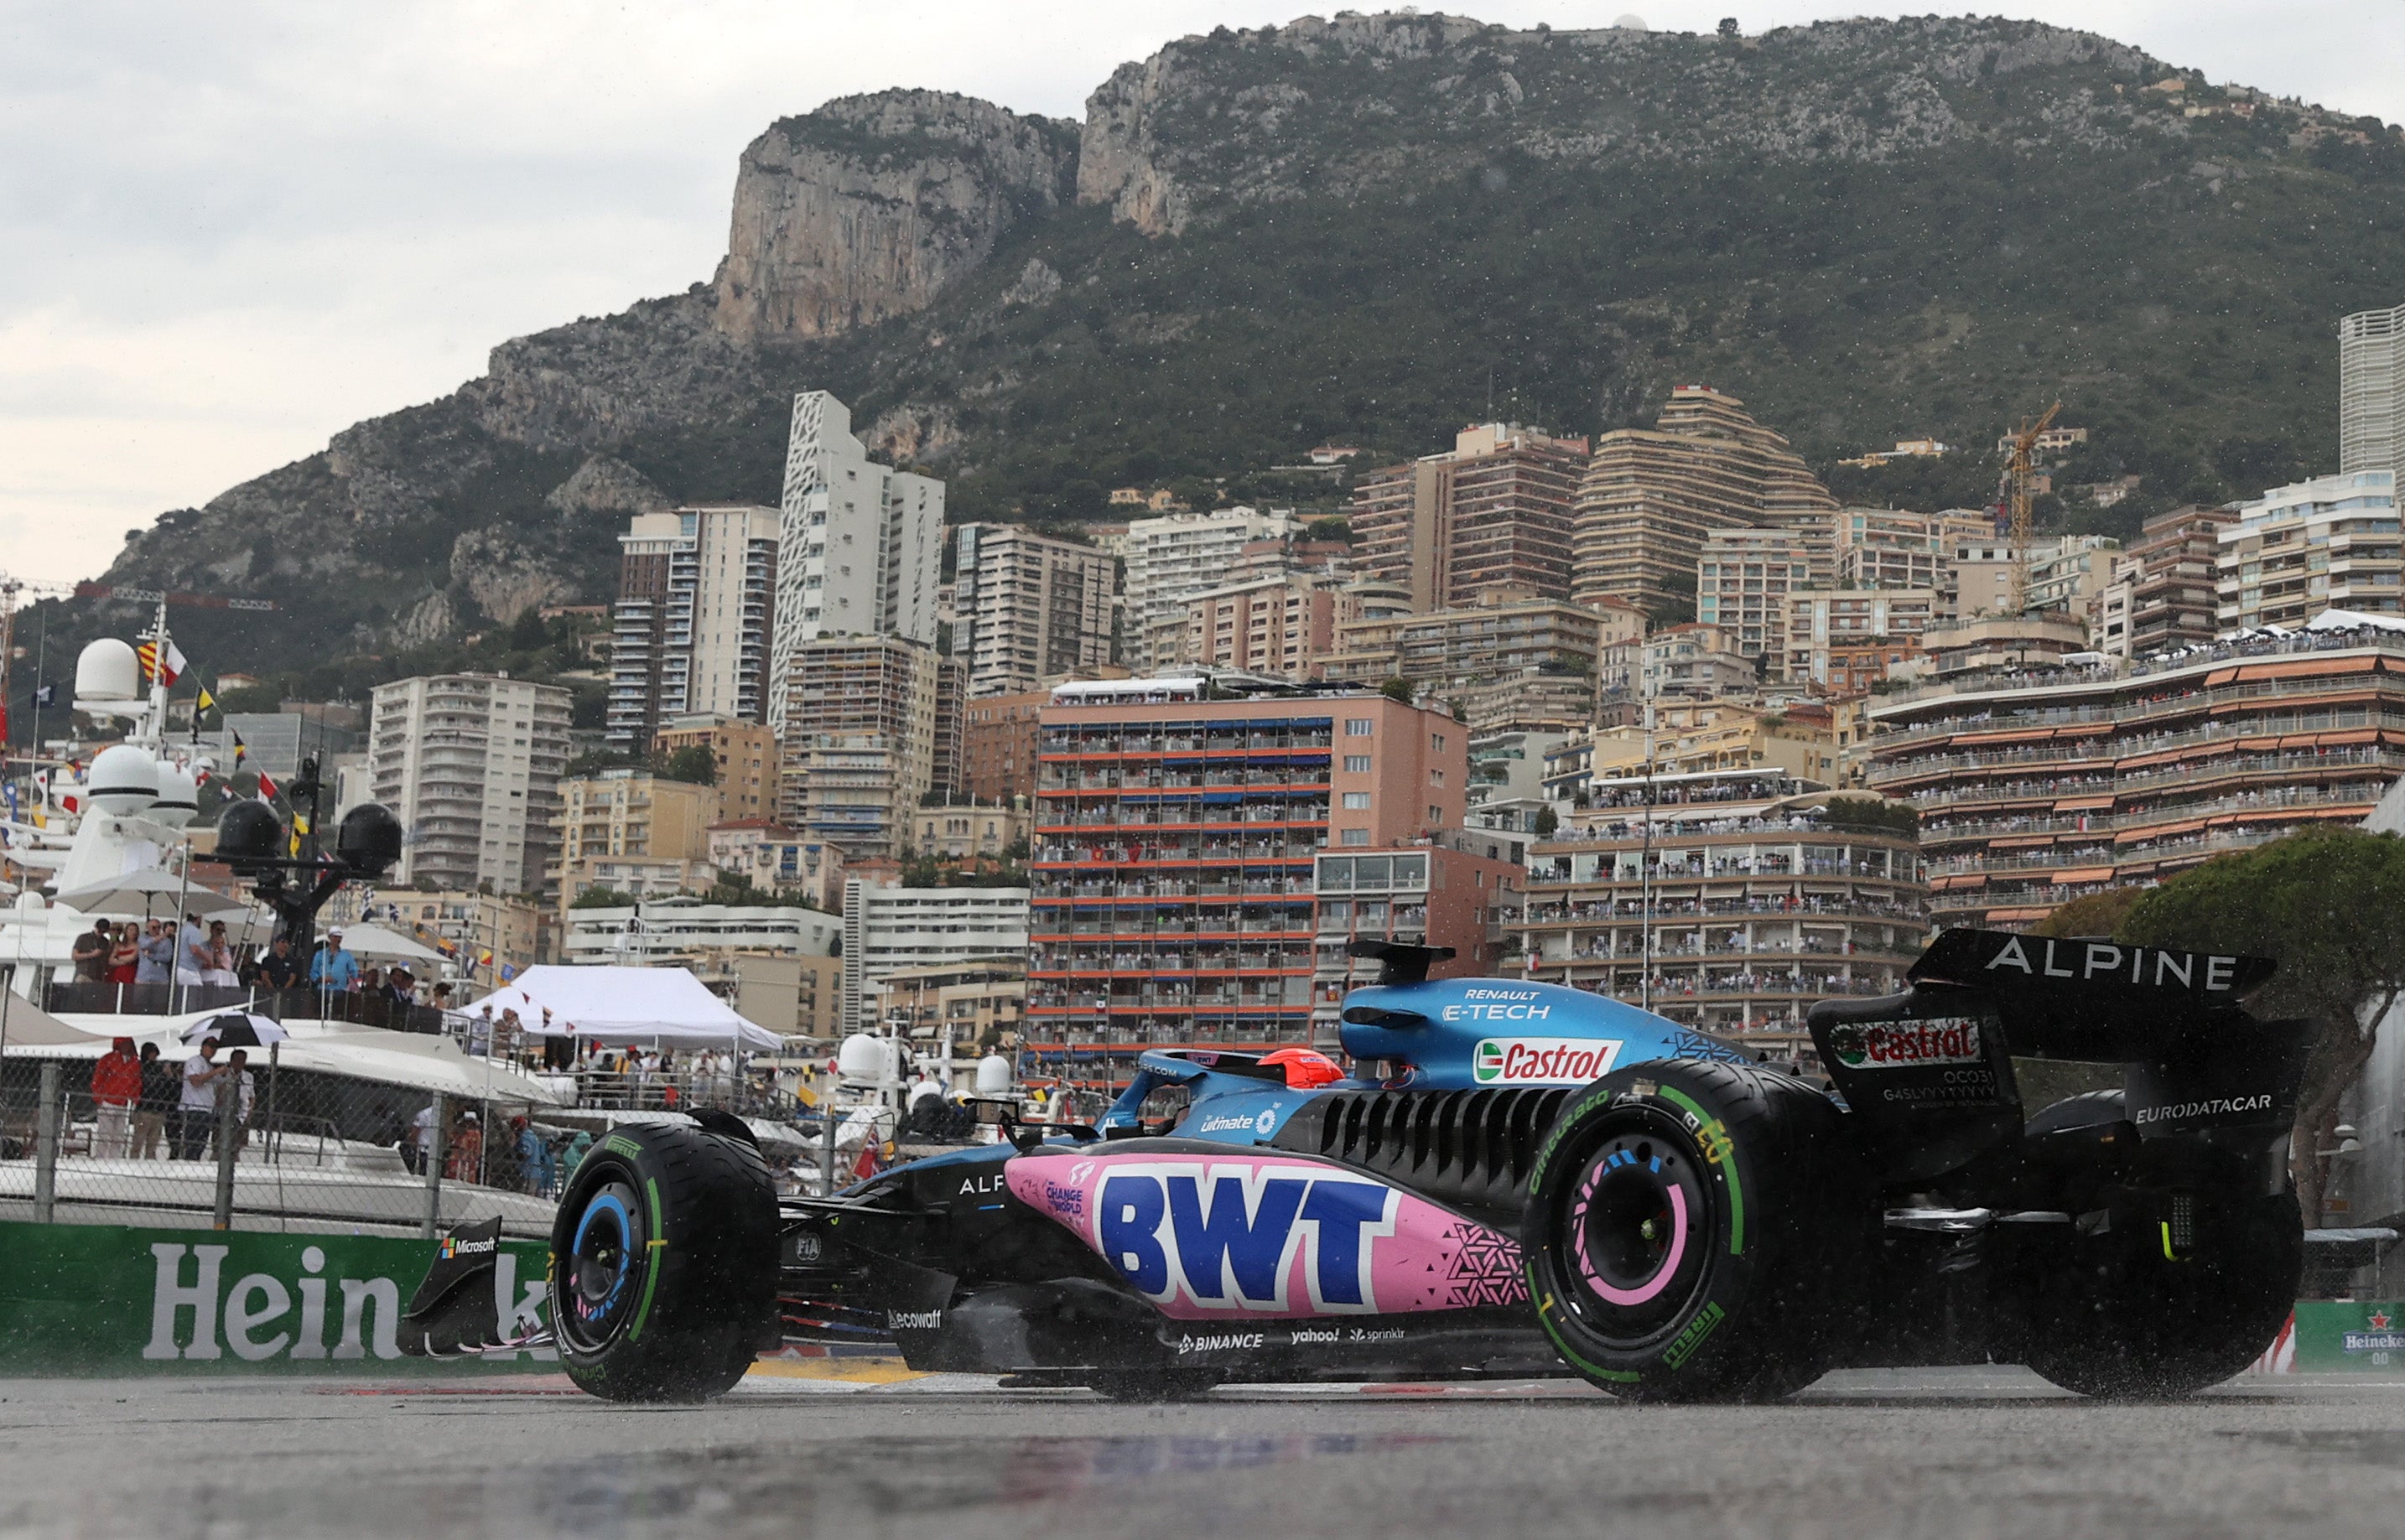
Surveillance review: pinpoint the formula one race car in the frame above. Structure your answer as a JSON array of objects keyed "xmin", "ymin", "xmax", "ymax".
[{"xmin": 414, "ymin": 931, "xmax": 2308, "ymax": 1403}]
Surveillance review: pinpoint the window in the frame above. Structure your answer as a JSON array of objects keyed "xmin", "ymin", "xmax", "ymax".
[
  {"xmin": 1343, "ymin": 754, "xmax": 1373, "ymax": 773},
  {"xmin": 1428, "ymin": 805, "xmax": 1443, "ymax": 822},
  {"xmin": 1429, "ymin": 769, "xmax": 1445, "ymax": 786},
  {"xmin": 1341, "ymin": 791, "xmax": 1372, "ymax": 810},
  {"xmin": 1430, "ymin": 734, "xmax": 1447, "ymax": 752},
  {"xmin": 1340, "ymin": 828, "xmax": 1369, "ymax": 847},
  {"xmin": 1345, "ymin": 718, "xmax": 1374, "ymax": 737}
]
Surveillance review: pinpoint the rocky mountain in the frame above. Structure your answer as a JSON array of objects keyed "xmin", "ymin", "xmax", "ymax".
[{"xmin": 64, "ymin": 11, "xmax": 2405, "ymax": 695}]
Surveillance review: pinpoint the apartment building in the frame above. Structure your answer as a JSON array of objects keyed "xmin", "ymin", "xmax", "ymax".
[
  {"xmin": 1783, "ymin": 589, "xmax": 1939, "ymax": 693},
  {"xmin": 1863, "ymin": 629, "xmax": 2405, "ymax": 929},
  {"xmin": 2341, "ymin": 302, "xmax": 2405, "ymax": 477},
  {"xmin": 840, "ymin": 880, "xmax": 1032, "ymax": 1033},
  {"xmin": 930, "ymin": 655, "xmax": 967, "ymax": 803},
  {"xmin": 1571, "ymin": 387, "xmax": 1838, "ymax": 620},
  {"xmin": 1027, "ymin": 680, "xmax": 1466, "ymax": 1090},
  {"xmin": 1511, "ymin": 770, "xmax": 1925, "ymax": 1062},
  {"xmin": 1949, "ymin": 533, "xmax": 2122, "ymax": 625},
  {"xmin": 1348, "ymin": 423, "xmax": 1588, "ymax": 610},
  {"xmin": 1641, "ymin": 624, "xmax": 1758, "ymax": 699},
  {"xmin": 1309, "ymin": 836, "xmax": 1525, "ymax": 1044},
  {"xmin": 2217, "ymin": 471, "xmax": 2404, "ymax": 631},
  {"xmin": 779, "ymin": 635, "xmax": 940, "ymax": 855},
  {"xmin": 562, "ymin": 898, "xmax": 839, "ymax": 998},
  {"xmin": 1175, "ymin": 572, "xmax": 1348, "ymax": 679},
  {"xmin": 733, "ymin": 953, "xmax": 847, "ymax": 1042},
  {"xmin": 953, "ymin": 523, "xmax": 1118, "ymax": 697},
  {"xmin": 553, "ymin": 770, "xmax": 719, "ymax": 911},
  {"xmin": 1120, "ymin": 506, "xmax": 1298, "ymax": 671},
  {"xmin": 1836, "ymin": 508, "xmax": 1989, "ymax": 603},
  {"xmin": 1319, "ymin": 585, "xmax": 1643, "ymax": 689},
  {"xmin": 910, "ymin": 801, "xmax": 1031, "ymax": 863},
  {"xmin": 961, "ymin": 688, "xmax": 1049, "ymax": 804},
  {"xmin": 652, "ymin": 713, "xmax": 777, "ymax": 822},
  {"xmin": 606, "ymin": 506, "xmax": 778, "ymax": 751},
  {"xmin": 2094, "ymin": 505, "xmax": 2233, "ymax": 660},
  {"xmin": 368, "ymin": 674, "xmax": 571, "ymax": 893},
  {"xmin": 765, "ymin": 391, "xmax": 943, "ymax": 741},
  {"xmin": 862, "ymin": 962, "xmax": 1026, "ymax": 1056},
  {"xmin": 1696, "ymin": 524, "xmax": 1834, "ymax": 679},
  {"xmin": 361, "ymin": 889, "xmax": 546, "ymax": 978}
]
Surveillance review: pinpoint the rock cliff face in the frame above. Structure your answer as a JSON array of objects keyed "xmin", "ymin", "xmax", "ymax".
[
  {"xmin": 78, "ymin": 13, "xmax": 2396, "ymax": 682},
  {"xmin": 710, "ymin": 91, "xmax": 1079, "ymax": 343}
]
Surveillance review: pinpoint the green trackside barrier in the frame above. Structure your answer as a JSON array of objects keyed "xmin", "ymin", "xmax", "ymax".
[
  {"xmin": 2289, "ymin": 1301, "xmax": 2405, "ymax": 1373},
  {"xmin": 0, "ymin": 1221, "xmax": 553, "ymax": 1375}
]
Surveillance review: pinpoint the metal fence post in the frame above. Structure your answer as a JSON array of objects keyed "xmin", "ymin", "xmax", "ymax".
[
  {"xmin": 212, "ymin": 1078, "xmax": 239, "ymax": 1230},
  {"xmin": 421, "ymin": 1092, "xmax": 445, "ymax": 1239},
  {"xmin": 33, "ymin": 1062, "xmax": 60, "ymax": 1224}
]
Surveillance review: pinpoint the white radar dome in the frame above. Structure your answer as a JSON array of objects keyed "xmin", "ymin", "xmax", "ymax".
[
  {"xmin": 149, "ymin": 764, "xmax": 200, "ymax": 829},
  {"xmin": 75, "ymin": 640, "xmax": 141, "ymax": 703},
  {"xmin": 837, "ymin": 1033, "xmax": 899, "ymax": 1085},
  {"xmin": 907, "ymin": 1076, "xmax": 943, "ymax": 1105},
  {"xmin": 86, "ymin": 744, "xmax": 160, "ymax": 818},
  {"xmin": 975, "ymin": 1054, "xmax": 1014, "ymax": 1096}
]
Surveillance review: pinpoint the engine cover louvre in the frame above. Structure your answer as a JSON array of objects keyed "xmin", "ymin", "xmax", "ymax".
[{"xmin": 1267, "ymin": 1087, "xmax": 1574, "ymax": 1231}]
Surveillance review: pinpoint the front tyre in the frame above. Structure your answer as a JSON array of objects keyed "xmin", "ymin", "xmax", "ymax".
[
  {"xmin": 1521, "ymin": 1059, "xmax": 1872, "ymax": 1403},
  {"xmin": 551, "ymin": 1122, "xmax": 779, "ymax": 1403}
]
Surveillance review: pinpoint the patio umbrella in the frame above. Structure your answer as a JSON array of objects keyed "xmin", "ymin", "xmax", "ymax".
[
  {"xmin": 55, "ymin": 871, "xmax": 250, "ymax": 919},
  {"xmin": 334, "ymin": 922, "xmax": 447, "ymax": 965},
  {"xmin": 181, "ymin": 1011, "xmax": 289, "ymax": 1049}
]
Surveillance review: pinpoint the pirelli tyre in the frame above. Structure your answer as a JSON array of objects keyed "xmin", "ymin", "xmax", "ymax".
[
  {"xmin": 2016, "ymin": 1091, "xmax": 2304, "ymax": 1397},
  {"xmin": 550, "ymin": 1121, "xmax": 780, "ymax": 1403},
  {"xmin": 1520, "ymin": 1058, "xmax": 1873, "ymax": 1403}
]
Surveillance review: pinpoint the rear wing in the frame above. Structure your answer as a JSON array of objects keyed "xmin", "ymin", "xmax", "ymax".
[{"xmin": 1902, "ymin": 929, "xmax": 2275, "ymax": 1060}]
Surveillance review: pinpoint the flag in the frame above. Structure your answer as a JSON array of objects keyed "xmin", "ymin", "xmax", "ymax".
[
  {"xmin": 195, "ymin": 686, "xmax": 216, "ymax": 716},
  {"xmin": 255, "ymin": 767, "xmax": 279, "ymax": 802},
  {"xmin": 499, "ymin": 963, "xmax": 517, "ymax": 983},
  {"xmin": 135, "ymin": 639, "xmax": 187, "ymax": 686},
  {"xmin": 33, "ymin": 683, "xmax": 53, "ymax": 708},
  {"xmin": 476, "ymin": 947, "xmax": 495, "ymax": 972},
  {"xmin": 230, "ymin": 730, "xmax": 247, "ymax": 768}
]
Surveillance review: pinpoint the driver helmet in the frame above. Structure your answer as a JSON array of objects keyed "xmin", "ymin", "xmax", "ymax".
[{"xmin": 1260, "ymin": 1047, "xmax": 1345, "ymax": 1090}]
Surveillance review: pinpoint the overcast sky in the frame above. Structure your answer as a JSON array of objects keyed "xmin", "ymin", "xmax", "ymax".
[{"xmin": 3, "ymin": 2, "xmax": 2397, "ymax": 586}]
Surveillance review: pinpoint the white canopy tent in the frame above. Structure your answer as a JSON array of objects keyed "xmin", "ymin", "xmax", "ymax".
[{"xmin": 464, "ymin": 966, "xmax": 782, "ymax": 1052}]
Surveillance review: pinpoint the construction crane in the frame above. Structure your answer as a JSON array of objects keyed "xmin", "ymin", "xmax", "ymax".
[
  {"xmin": 2002, "ymin": 401, "xmax": 2063, "ymax": 614},
  {"xmin": 0, "ymin": 573, "xmax": 78, "ymax": 757}
]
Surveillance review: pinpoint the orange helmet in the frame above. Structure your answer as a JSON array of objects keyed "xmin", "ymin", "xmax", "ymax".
[{"xmin": 1260, "ymin": 1047, "xmax": 1345, "ymax": 1089}]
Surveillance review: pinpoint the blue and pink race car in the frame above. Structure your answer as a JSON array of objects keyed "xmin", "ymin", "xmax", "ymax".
[{"xmin": 413, "ymin": 932, "xmax": 2309, "ymax": 1402}]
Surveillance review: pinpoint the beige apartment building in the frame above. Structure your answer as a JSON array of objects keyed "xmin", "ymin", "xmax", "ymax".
[
  {"xmin": 952, "ymin": 522, "xmax": 1118, "ymax": 697},
  {"xmin": 1696, "ymin": 524, "xmax": 1833, "ymax": 680},
  {"xmin": 780, "ymin": 635, "xmax": 940, "ymax": 857},
  {"xmin": 1571, "ymin": 387, "xmax": 1837, "ymax": 620},
  {"xmin": 553, "ymin": 770, "xmax": 720, "ymax": 911},
  {"xmin": 1175, "ymin": 573, "xmax": 1350, "ymax": 680},
  {"xmin": 2095, "ymin": 505, "xmax": 2232, "ymax": 660},
  {"xmin": 368, "ymin": 673, "xmax": 573, "ymax": 894},
  {"xmin": 1836, "ymin": 508, "xmax": 1990, "ymax": 603},
  {"xmin": 1349, "ymin": 423, "xmax": 1589, "ymax": 610},
  {"xmin": 1318, "ymin": 585, "xmax": 1643, "ymax": 688},
  {"xmin": 911, "ymin": 801, "xmax": 1032, "ymax": 863},
  {"xmin": 652, "ymin": 713, "xmax": 778, "ymax": 822},
  {"xmin": 1783, "ymin": 589, "xmax": 1939, "ymax": 692},
  {"xmin": 2216, "ymin": 471, "xmax": 2404, "ymax": 631}
]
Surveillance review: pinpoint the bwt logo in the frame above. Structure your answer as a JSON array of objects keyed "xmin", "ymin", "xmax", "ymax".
[{"xmin": 1092, "ymin": 1162, "xmax": 1400, "ymax": 1314}]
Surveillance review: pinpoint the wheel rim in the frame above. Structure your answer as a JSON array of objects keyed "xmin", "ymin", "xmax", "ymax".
[
  {"xmin": 558, "ymin": 1179, "xmax": 646, "ymax": 1353},
  {"xmin": 1556, "ymin": 1123, "xmax": 1711, "ymax": 1344}
]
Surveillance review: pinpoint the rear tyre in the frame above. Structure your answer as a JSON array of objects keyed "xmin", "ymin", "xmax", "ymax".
[
  {"xmin": 1521, "ymin": 1059, "xmax": 1873, "ymax": 1403},
  {"xmin": 2018, "ymin": 1094, "xmax": 2303, "ymax": 1398},
  {"xmin": 551, "ymin": 1122, "xmax": 780, "ymax": 1403}
]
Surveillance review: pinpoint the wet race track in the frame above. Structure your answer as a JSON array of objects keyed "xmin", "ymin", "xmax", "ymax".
[{"xmin": 6, "ymin": 1367, "xmax": 2405, "ymax": 1540}]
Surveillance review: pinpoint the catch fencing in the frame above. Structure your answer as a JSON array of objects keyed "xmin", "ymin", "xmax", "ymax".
[{"xmin": 0, "ymin": 1059, "xmax": 562, "ymax": 1240}]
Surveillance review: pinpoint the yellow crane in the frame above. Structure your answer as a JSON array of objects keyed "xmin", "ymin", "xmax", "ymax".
[{"xmin": 2002, "ymin": 401, "xmax": 2062, "ymax": 614}]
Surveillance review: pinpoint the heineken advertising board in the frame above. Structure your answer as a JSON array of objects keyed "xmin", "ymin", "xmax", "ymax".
[
  {"xmin": 2290, "ymin": 1301, "xmax": 2405, "ymax": 1373},
  {"xmin": 0, "ymin": 1221, "xmax": 553, "ymax": 1375}
]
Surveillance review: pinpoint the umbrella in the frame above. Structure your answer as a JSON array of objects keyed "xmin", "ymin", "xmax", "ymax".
[
  {"xmin": 333, "ymin": 922, "xmax": 447, "ymax": 965},
  {"xmin": 55, "ymin": 870, "xmax": 250, "ymax": 919},
  {"xmin": 181, "ymin": 1011, "xmax": 289, "ymax": 1049}
]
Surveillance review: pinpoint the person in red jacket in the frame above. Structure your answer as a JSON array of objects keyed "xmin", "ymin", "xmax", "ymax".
[{"xmin": 91, "ymin": 1037, "xmax": 143, "ymax": 1159}]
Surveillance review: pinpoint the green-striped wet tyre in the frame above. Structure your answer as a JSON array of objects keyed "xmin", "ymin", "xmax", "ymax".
[
  {"xmin": 550, "ymin": 1121, "xmax": 780, "ymax": 1403},
  {"xmin": 1520, "ymin": 1058, "xmax": 1873, "ymax": 1403}
]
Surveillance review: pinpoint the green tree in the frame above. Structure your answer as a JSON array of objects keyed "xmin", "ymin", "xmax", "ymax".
[
  {"xmin": 657, "ymin": 744, "xmax": 717, "ymax": 786},
  {"xmin": 2116, "ymin": 829, "xmax": 2405, "ymax": 1221},
  {"xmin": 1379, "ymin": 677, "xmax": 1415, "ymax": 703},
  {"xmin": 570, "ymin": 886, "xmax": 637, "ymax": 910},
  {"xmin": 2033, "ymin": 885, "xmax": 2144, "ymax": 939},
  {"xmin": 1532, "ymin": 806, "xmax": 1559, "ymax": 837}
]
